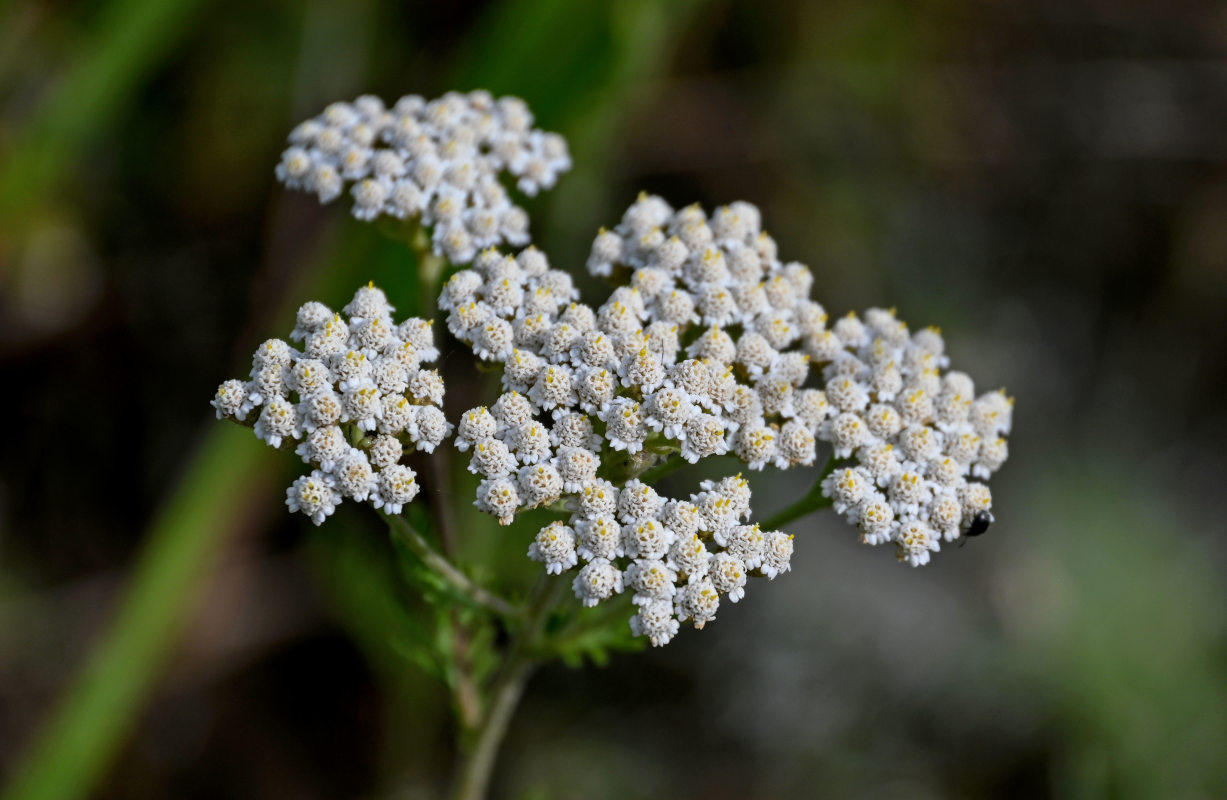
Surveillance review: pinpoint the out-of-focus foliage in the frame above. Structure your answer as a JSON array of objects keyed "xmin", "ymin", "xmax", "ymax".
[{"xmin": 2, "ymin": 0, "xmax": 1226, "ymax": 798}]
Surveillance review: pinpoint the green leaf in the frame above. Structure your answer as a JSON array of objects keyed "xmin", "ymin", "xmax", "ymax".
[{"xmin": 545, "ymin": 596, "xmax": 646, "ymax": 669}]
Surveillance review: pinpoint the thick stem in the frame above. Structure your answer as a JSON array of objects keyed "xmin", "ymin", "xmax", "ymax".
[
  {"xmin": 383, "ymin": 514, "xmax": 520, "ymax": 619},
  {"xmin": 760, "ymin": 454, "xmax": 840, "ymax": 531},
  {"xmin": 449, "ymin": 575, "xmax": 561, "ymax": 800},
  {"xmin": 449, "ymin": 662, "xmax": 532, "ymax": 800}
]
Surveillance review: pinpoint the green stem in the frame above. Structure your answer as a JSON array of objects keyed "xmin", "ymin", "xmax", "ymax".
[
  {"xmin": 412, "ymin": 225, "xmax": 447, "ymax": 291},
  {"xmin": 400, "ymin": 214, "xmax": 488, "ymax": 728},
  {"xmin": 428, "ymin": 446, "xmax": 460, "ymax": 557},
  {"xmin": 383, "ymin": 514, "xmax": 520, "ymax": 620},
  {"xmin": 378, "ymin": 217, "xmax": 447, "ymax": 319},
  {"xmin": 760, "ymin": 454, "xmax": 840, "ymax": 531},
  {"xmin": 600, "ymin": 431, "xmax": 677, "ymax": 484},
  {"xmin": 395, "ymin": 207, "xmax": 488, "ymax": 727},
  {"xmin": 637, "ymin": 452, "xmax": 688, "ymax": 485},
  {"xmin": 404, "ymin": 221, "xmax": 447, "ymax": 321},
  {"xmin": 449, "ymin": 575, "xmax": 562, "ymax": 800}
]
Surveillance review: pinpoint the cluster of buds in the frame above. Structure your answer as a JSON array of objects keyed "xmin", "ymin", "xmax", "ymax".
[
  {"xmin": 274, "ymin": 91, "xmax": 571, "ymax": 262},
  {"xmin": 530, "ymin": 477, "xmax": 792, "ymax": 647},
  {"xmin": 815, "ymin": 308, "xmax": 1012, "ymax": 565},
  {"xmin": 443, "ymin": 197, "xmax": 828, "ymax": 476},
  {"xmin": 581, "ymin": 194, "xmax": 841, "ymax": 470},
  {"xmin": 444, "ymin": 194, "xmax": 1012, "ymax": 572},
  {"xmin": 450, "ymin": 377, "xmax": 795, "ymax": 646},
  {"xmin": 211, "ymin": 284, "xmax": 452, "ymax": 525}
]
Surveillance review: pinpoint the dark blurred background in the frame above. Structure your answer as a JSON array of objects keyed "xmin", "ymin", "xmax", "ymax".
[{"xmin": 3, "ymin": 0, "xmax": 1227, "ymax": 798}]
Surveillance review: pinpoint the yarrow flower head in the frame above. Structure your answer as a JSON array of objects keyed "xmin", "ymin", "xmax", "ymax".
[
  {"xmin": 208, "ymin": 87, "xmax": 1024, "ymax": 795},
  {"xmin": 275, "ymin": 91, "xmax": 571, "ymax": 262},
  {"xmin": 211, "ymin": 282, "xmax": 452, "ymax": 525},
  {"xmin": 445, "ymin": 193, "xmax": 1012, "ymax": 582},
  {"xmin": 813, "ymin": 308, "xmax": 1013, "ymax": 565}
]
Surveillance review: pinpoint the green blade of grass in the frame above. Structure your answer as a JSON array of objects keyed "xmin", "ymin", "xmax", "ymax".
[
  {"xmin": 2, "ymin": 426, "xmax": 273, "ymax": 800},
  {"xmin": 0, "ymin": 0, "xmax": 204, "ymax": 223}
]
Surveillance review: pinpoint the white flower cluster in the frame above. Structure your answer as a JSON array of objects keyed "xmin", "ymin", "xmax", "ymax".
[
  {"xmin": 814, "ymin": 308, "xmax": 1012, "ymax": 566},
  {"xmin": 440, "ymin": 203, "xmax": 819, "ymax": 645},
  {"xmin": 523, "ymin": 476, "xmax": 790, "ymax": 647},
  {"xmin": 443, "ymin": 194, "xmax": 1012, "ymax": 572},
  {"xmin": 274, "ymin": 91, "xmax": 571, "ymax": 263},
  {"xmin": 442, "ymin": 197, "xmax": 831, "ymax": 474},
  {"xmin": 211, "ymin": 283, "xmax": 453, "ymax": 525}
]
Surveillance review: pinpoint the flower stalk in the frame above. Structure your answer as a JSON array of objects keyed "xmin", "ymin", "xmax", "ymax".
[
  {"xmin": 449, "ymin": 575, "xmax": 562, "ymax": 800},
  {"xmin": 760, "ymin": 454, "xmax": 839, "ymax": 531},
  {"xmin": 636, "ymin": 452, "xmax": 690, "ymax": 485},
  {"xmin": 384, "ymin": 514, "xmax": 521, "ymax": 619}
]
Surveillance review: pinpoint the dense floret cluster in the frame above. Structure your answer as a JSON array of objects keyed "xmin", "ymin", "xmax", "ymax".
[
  {"xmin": 443, "ymin": 198, "xmax": 828, "ymax": 476},
  {"xmin": 211, "ymin": 283, "xmax": 452, "ymax": 525},
  {"xmin": 445, "ymin": 194, "xmax": 1012, "ymax": 573},
  {"xmin": 524, "ymin": 477, "xmax": 791, "ymax": 647},
  {"xmin": 214, "ymin": 89, "xmax": 1016, "ymax": 652},
  {"xmin": 815, "ymin": 308, "xmax": 1012, "ymax": 565},
  {"xmin": 275, "ymin": 91, "xmax": 571, "ymax": 262}
]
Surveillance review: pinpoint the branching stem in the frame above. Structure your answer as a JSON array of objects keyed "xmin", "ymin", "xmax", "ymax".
[
  {"xmin": 760, "ymin": 454, "xmax": 840, "ymax": 531},
  {"xmin": 449, "ymin": 575, "xmax": 562, "ymax": 800},
  {"xmin": 383, "ymin": 514, "xmax": 520, "ymax": 619},
  {"xmin": 637, "ymin": 453, "xmax": 689, "ymax": 484}
]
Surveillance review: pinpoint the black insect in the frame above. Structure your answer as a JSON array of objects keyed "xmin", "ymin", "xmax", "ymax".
[
  {"xmin": 966, "ymin": 512, "xmax": 996, "ymax": 537},
  {"xmin": 958, "ymin": 510, "xmax": 995, "ymax": 547},
  {"xmin": 966, "ymin": 510, "xmax": 994, "ymax": 537}
]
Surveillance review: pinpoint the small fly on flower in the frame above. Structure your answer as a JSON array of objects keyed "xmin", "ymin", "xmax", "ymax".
[
  {"xmin": 965, "ymin": 510, "xmax": 994, "ymax": 537},
  {"xmin": 958, "ymin": 510, "xmax": 995, "ymax": 548}
]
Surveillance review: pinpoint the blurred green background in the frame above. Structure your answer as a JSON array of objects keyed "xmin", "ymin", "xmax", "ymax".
[{"xmin": 3, "ymin": 0, "xmax": 1227, "ymax": 798}]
